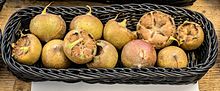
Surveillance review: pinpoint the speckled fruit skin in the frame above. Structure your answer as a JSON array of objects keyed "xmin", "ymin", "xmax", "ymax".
[
  {"xmin": 177, "ymin": 21, "xmax": 204, "ymax": 50},
  {"xmin": 137, "ymin": 11, "xmax": 176, "ymax": 49},
  {"xmin": 104, "ymin": 19, "xmax": 137, "ymax": 49},
  {"xmin": 121, "ymin": 40, "xmax": 157, "ymax": 68},
  {"xmin": 157, "ymin": 46, "xmax": 188, "ymax": 68},
  {"xmin": 87, "ymin": 40, "xmax": 118, "ymax": 68},
  {"xmin": 70, "ymin": 14, "xmax": 103, "ymax": 40},
  {"xmin": 30, "ymin": 13, "xmax": 66, "ymax": 42},
  {"xmin": 12, "ymin": 34, "xmax": 42, "ymax": 65},
  {"xmin": 42, "ymin": 39, "xmax": 71, "ymax": 69},
  {"xmin": 63, "ymin": 29, "xmax": 97, "ymax": 64}
]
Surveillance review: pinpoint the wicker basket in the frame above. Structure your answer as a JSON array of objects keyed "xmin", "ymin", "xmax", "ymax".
[
  {"xmin": 91, "ymin": 0, "xmax": 196, "ymax": 6},
  {"xmin": 0, "ymin": 0, "xmax": 5, "ymax": 11},
  {"xmin": 1, "ymin": 3, "xmax": 218, "ymax": 85}
]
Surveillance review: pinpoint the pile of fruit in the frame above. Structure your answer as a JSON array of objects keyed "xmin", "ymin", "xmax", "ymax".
[{"xmin": 11, "ymin": 4, "xmax": 204, "ymax": 69}]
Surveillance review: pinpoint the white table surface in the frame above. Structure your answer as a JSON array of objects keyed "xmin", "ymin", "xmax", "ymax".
[{"xmin": 32, "ymin": 81, "xmax": 199, "ymax": 91}]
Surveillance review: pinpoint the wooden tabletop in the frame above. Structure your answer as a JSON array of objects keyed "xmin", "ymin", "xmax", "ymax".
[{"xmin": 0, "ymin": 0, "xmax": 219, "ymax": 91}]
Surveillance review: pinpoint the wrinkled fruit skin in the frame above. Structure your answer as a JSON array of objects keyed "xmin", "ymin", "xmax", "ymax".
[
  {"xmin": 137, "ymin": 11, "xmax": 176, "ymax": 49},
  {"xmin": 30, "ymin": 13, "xmax": 66, "ymax": 42},
  {"xmin": 63, "ymin": 29, "xmax": 97, "ymax": 64},
  {"xmin": 42, "ymin": 39, "xmax": 71, "ymax": 69},
  {"xmin": 121, "ymin": 40, "xmax": 157, "ymax": 68},
  {"xmin": 87, "ymin": 40, "xmax": 118, "ymax": 68},
  {"xmin": 157, "ymin": 46, "xmax": 188, "ymax": 68},
  {"xmin": 12, "ymin": 34, "xmax": 42, "ymax": 65},
  {"xmin": 177, "ymin": 21, "xmax": 204, "ymax": 50},
  {"xmin": 70, "ymin": 15, "xmax": 103, "ymax": 40},
  {"xmin": 104, "ymin": 19, "xmax": 137, "ymax": 49}
]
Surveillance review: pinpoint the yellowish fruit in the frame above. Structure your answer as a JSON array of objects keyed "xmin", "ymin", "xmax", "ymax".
[
  {"xmin": 42, "ymin": 39, "xmax": 71, "ymax": 69},
  {"xmin": 177, "ymin": 21, "xmax": 204, "ymax": 50},
  {"xmin": 30, "ymin": 3, "xmax": 66, "ymax": 42},
  {"xmin": 12, "ymin": 34, "xmax": 42, "ymax": 65},
  {"xmin": 70, "ymin": 6, "xmax": 103, "ymax": 40},
  {"xmin": 87, "ymin": 40, "xmax": 118, "ymax": 68},
  {"xmin": 104, "ymin": 18, "xmax": 137, "ymax": 49},
  {"xmin": 157, "ymin": 46, "xmax": 188, "ymax": 68}
]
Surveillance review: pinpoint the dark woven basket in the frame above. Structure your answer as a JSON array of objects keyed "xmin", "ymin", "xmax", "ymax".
[
  {"xmin": 91, "ymin": 0, "xmax": 196, "ymax": 6},
  {"xmin": 0, "ymin": 0, "xmax": 5, "ymax": 11},
  {"xmin": 1, "ymin": 3, "xmax": 218, "ymax": 85}
]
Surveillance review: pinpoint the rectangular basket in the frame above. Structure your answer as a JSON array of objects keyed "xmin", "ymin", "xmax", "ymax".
[{"xmin": 1, "ymin": 3, "xmax": 218, "ymax": 85}]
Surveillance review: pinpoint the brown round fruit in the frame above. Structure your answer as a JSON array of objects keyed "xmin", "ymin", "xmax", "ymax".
[
  {"xmin": 42, "ymin": 39, "xmax": 71, "ymax": 69},
  {"xmin": 104, "ymin": 18, "xmax": 137, "ymax": 49},
  {"xmin": 176, "ymin": 21, "xmax": 204, "ymax": 50},
  {"xmin": 121, "ymin": 40, "xmax": 157, "ymax": 68},
  {"xmin": 30, "ymin": 4, "xmax": 66, "ymax": 42},
  {"xmin": 12, "ymin": 34, "xmax": 42, "ymax": 65},
  {"xmin": 157, "ymin": 46, "xmax": 188, "ymax": 68},
  {"xmin": 137, "ymin": 11, "xmax": 176, "ymax": 49},
  {"xmin": 87, "ymin": 40, "xmax": 118, "ymax": 68},
  {"xmin": 63, "ymin": 29, "xmax": 97, "ymax": 64},
  {"xmin": 70, "ymin": 6, "xmax": 103, "ymax": 40}
]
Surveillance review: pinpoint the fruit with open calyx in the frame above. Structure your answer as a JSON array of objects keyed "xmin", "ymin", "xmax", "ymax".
[
  {"xmin": 30, "ymin": 3, "xmax": 66, "ymax": 42},
  {"xmin": 63, "ymin": 29, "xmax": 97, "ymax": 64},
  {"xmin": 70, "ymin": 5, "xmax": 103, "ymax": 40},
  {"xmin": 137, "ymin": 11, "xmax": 176, "ymax": 49},
  {"xmin": 12, "ymin": 34, "xmax": 42, "ymax": 65},
  {"xmin": 176, "ymin": 21, "xmax": 204, "ymax": 50},
  {"xmin": 87, "ymin": 40, "xmax": 118, "ymax": 68}
]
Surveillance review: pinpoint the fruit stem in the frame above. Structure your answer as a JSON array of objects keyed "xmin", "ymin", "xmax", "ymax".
[
  {"xmin": 119, "ymin": 19, "xmax": 127, "ymax": 27},
  {"xmin": 67, "ymin": 38, "xmax": 83, "ymax": 49},
  {"xmin": 86, "ymin": 5, "xmax": 92, "ymax": 15},
  {"xmin": 168, "ymin": 36, "xmax": 183, "ymax": 46},
  {"xmin": 20, "ymin": 47, "xmax": 29, "ymax": 53},
  {"xmin": 42, "ymin": 2, "xmax": 53, "ymax": 14},
  {"xmin": 113, "ymin": 14, "xmax": 119, "ymax": 20}
]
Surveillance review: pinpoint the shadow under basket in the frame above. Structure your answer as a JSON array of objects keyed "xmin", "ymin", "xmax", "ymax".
[{"xmin": 1, "ymin": 3, "xmax": 218, "ymax": 85}]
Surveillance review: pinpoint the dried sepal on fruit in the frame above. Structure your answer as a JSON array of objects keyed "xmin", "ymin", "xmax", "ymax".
[
  {"xmin": 70, "ymin": 5, "xmax": 103, "ymax": 40},
  {"xmin": 137, "ymin": 11, "xmax": 176, "ymax": 49},
  {"xmin": 12, "ymin": 33, "xmax": 42, "ymax": 65},
  {"xmin": 63, "ymin": 29, "xmax": 97, "ymax": 64},
  {"xmin": 42, "ymin": 39, "xmax": 71, "ymax": 69},
  {"xmin": 87, "ymin": 40, "xmax": 118, "ymax": 68},
  {"xmin": 30, "ymin": 3, "xmax": 66, "ymax": 42},
  {"xmin": 103, "ymin": 15, "xmax": 137, "ymax": 49},
  {"xmin": 176, "ymin": 21, "xmax": 204, "ymax": 50}
]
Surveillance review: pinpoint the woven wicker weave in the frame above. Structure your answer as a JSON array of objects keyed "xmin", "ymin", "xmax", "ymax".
[
  {"xmin": 92, "ymin": 0, "xmax": 196, "ymax": 6},
  {"xmin": 1, "ymin": 3, "xmax": 218, "ymax": 84}
]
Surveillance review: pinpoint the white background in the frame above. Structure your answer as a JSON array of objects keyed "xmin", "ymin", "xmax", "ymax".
[{"xmin": 32, "ymin": 81, "xmax": 199, "ymax": 91}]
